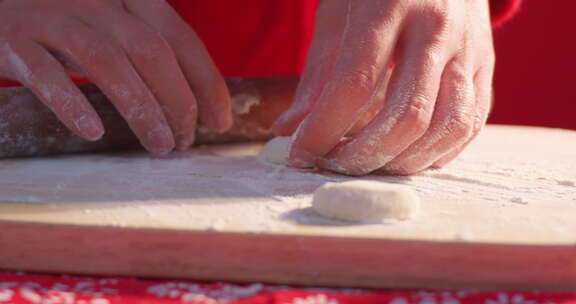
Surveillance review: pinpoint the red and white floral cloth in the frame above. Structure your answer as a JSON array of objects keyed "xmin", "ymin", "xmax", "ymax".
[{"xmin": 1, "ymin": 272, "xmax": 575, "ymax": 304}]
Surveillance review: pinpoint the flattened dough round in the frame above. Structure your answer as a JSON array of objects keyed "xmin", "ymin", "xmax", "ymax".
[
  {"xmin": 312, "ymin": 181, "xmax": 420, "ymax": 222},
  {"xmin": 259, "ymin": 136, "xmax": 292, "ymax": 165}
]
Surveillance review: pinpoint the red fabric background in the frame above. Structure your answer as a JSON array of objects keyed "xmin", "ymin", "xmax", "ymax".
[
  {"xmin": 167, "ymin": 0, "xmax": 318, "ymax": 76},
  {"xmin": 490, "ymin": 1, "xmax": 576, "ymax": 130},
  {"xmin": 170, "ymin": 0, "xmax": 521, "ymax": 76}
]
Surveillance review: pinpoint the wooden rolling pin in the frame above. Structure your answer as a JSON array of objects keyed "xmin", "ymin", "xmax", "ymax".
[{"xmin": 0, "ymin": 76, "xmax": 298, "ymax": 158}]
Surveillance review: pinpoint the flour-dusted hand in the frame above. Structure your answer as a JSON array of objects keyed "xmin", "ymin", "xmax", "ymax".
[
  {"xmin": 0, "ymin": 0, "xmax": 232, "ymax": 154},
  {"xmin": 273, "ymin": 0, "xmax": 494, "ymax": 175}
]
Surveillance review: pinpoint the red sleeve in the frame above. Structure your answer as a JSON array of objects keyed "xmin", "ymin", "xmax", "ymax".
[
  {"xmin": 0, "ymin": 0, "xmax": 522, "ymax": 87},
  {"xmin": 166, "ymin": 0, "xmax": 318, "ymax": 77},
  {"xmin": 490, "ymin": 0, "xmax": 523, "ymax": 27},
  {"xmin": 169, "ymin": 0, "xmax": 523, "ymax": 77}
]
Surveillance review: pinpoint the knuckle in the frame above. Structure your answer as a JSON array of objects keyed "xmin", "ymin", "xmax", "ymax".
[
  {"xmin": 409, "ymin": 5, "xmax": 451, "ymax": 41},
  {"xmin": 444, "ymin": 63, "xmax": 470, "ymax": 84},
  {"xmin": 336, "ymin": 68, "xmax": 377, "ymax": 91},
  {"xmin": 418, "ymin": 50, "xmax": 443, "ymax": 71},
  {"xmin": 424, "ymin": 5, "xmax": 451, "ymax": 35},
  {"xmin": 414, "ymin": 50, "xmax": 446, "ymax": 74},
  {"xmin": 447, "ymin": 115, "xmax": 474, "ymax": 140},
  {"xmin": 403, "ymin": 96, "xmax": 433, "ymax": 134},
  {"xmin": 409, "ymin": 7, "xmax": 452, "ymax": 48},
  {"xmin": 67, "ymin": 32, "xmax": 122, "ymax": 66},
  {"xmin": 349, "ymin": 68, "xmax": 376, "ymax": 83},
  {"xmin": 88, "ymin": 42, "xmax": 123, "ymax": 65},
  {"xmin": 126, "ymin": 33, "xmax": 172, "ymax": 61}
]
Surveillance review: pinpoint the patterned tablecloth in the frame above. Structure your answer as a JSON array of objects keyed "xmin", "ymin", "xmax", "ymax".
[{"xmin": 1, "ymin": 272, "xmax": 575, "ymax": 304}]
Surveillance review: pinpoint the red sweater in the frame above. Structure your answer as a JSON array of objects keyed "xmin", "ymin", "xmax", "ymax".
[
  {"xmin": 0, "ymin": 0, "xmax": 521, "ymax": 85},
  {"xmin": 1, "ymin": 0, "xmax": 531, "ymax": 128},
  {"xmin": 168, "ymin": 0, "xmax": 522, "ymax": 76}
]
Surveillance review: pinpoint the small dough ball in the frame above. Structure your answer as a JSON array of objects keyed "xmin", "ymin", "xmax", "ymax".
[
  {"xmin": 259, "ymin": 136, "xmax": 292, "ymax": 165},
  {"xmin": 311, "ymin": 181, "xmax": 420, "ymax": 222}
]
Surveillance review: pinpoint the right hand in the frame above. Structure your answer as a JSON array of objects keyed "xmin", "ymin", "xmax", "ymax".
[
  {"xmin": 0, "ymin": 0, "xmax": 233, "ymax": 154},
  {"xmin": 273, "ymin": 0, "xmax": 494, "ymax": 176}
]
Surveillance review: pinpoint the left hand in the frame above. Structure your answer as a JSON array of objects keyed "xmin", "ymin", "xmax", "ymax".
[{"xmin": 273, "ymin": 0, "xmax": 495, "ymax": 175}]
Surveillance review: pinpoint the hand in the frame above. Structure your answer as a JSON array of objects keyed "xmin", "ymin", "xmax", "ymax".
[
  {"xmin": 0, "ymin": 0, "xmax": 232, "ymax": 154},
  {"xmin": 273, "ymin": 0, "xmax": 495, "ymax": 175}
]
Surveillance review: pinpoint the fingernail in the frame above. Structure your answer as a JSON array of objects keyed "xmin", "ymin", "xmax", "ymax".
[
  {"xmin": 78, "ymin": 116, "xmax": 104, "ymax": 141},
  {"xmin": 147, "ymin": 125, "xmax": 175, "ymax": 154},
  {"xmin": 288, "ymin": 147, "xmax": 315, "ymax": 168}
]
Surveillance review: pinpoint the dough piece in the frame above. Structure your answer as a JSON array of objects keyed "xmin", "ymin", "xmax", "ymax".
[
  {"xmin": 311, "ymin": 181, "xmax": 420, "ymax": 222},
  {"xmin": 259, "ymin": 136, "xmax": 292, "ymax": 165}
]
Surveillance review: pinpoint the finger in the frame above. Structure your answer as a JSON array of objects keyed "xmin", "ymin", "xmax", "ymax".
[
  {"xmin": 0, "ymin": 40, "xmax": 104, "ymax": 140},
  {"xmin": 317, "ymin": 30, "xmax": 448, "ymax": 175},
  {"xmin": 84, "ymin": 9, "xmax": 198, "ymax": 150},
  {"xmin": 288, "ymin": 0, "xmax": 401, "ymax": 168},
  {"xmin": 429, "ymin": 138, "xmax": 467, "ymax": 169},
  {"xmin": 31, "ymin": 19, "xmax": 174, "ymax": 153},
  {"xmin": 433, "ymin": 64, "xmax": 494, "ymax": 169},
  {"xmin": 347, "ymin": 65, "xmax": 392, "ymax": 136},
  {"xmin": 381, "ymin": 56, "xmax": 476, "ymax": 175},
  {"xmin": 123, "ymin": 0, "xmax": 232, "ymax": 132},
  {"xmin": 272, "ymin": 0, "xmax": 348, "ymax": 136}
]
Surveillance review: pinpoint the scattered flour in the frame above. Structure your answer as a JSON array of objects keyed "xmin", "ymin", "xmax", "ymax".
[
  {"xmin": 1, "ymin": 126, "xmax": 576, "ymax": 244},
  {"xmin": 556, "ymin": 180, "xmax": 575, "ymax": 187}
]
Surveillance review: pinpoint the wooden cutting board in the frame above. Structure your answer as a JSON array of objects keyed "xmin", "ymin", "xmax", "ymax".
[{"xmin": 1, "ymin": 125, "xmax": 575, "ymax": 289}]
